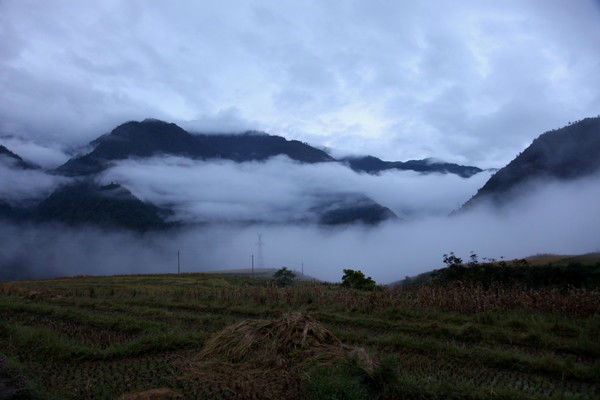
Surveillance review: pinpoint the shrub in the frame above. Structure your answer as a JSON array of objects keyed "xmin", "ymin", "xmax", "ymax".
[
  {"xmin": 273, "ymin": 267, "xmax": 295, "ymax": 287},
  {"xmin": 342, "ymin": 269, "xmax": 376, "ymax": 291}
]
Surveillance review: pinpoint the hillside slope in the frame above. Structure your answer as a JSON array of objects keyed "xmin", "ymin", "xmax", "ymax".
[
  {"xmin": 461, "ymin": 117, "xmax": 600, "ymax": 209},
  {"xmin": 56, "ymin": 119, "xmax": 334, "ymax": 176},
  {"xmin": 34, "ymin": 182, "xmax": 169, "ymax": 231}
]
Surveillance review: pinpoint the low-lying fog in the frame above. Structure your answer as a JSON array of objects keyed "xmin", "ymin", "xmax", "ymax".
[
  {"xmin": 0, "ymin": 155, "xmax": 599, "ymax": 283},
  {"xmin": 0, "ymin": 158, "xmax": 67, "ymax": 205},
  {"xmin": 99, "ymin": 156, "xmax": 492, "ymax": 222}
]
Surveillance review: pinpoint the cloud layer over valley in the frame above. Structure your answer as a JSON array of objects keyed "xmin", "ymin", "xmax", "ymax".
[
  {"xmin": 0, "ymin": 158, "xmax": 68, "ymax": 205},
  {"xmin": 1, "ymin": 164, "xmax": 598, "ymax": 283},
  {"xmin": 99, "ymin": 156, "xmax": 492, "ymax": 223}
]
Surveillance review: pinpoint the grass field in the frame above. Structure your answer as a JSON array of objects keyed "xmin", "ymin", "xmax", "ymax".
[{"xmin": 0, "ymin": 273, "xmax": 599, "ymax": 399}]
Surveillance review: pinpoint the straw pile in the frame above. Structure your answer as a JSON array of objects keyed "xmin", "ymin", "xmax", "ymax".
[
  {"xmin": 187, "ymin": 313, "xmax": 378, "ymax": 399},
  {"xmin": 199, "ymin": 312, "xmax": 349, "ymax": 366}
]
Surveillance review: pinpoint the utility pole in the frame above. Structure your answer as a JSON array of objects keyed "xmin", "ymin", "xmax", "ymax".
[
  {"xmin": 301, "ymin": 259, "xmax": 304, "ymax": 276},
  {"xmin": 251, "ymin": 253, "xmax": 254, "ymax": 275},
  {"xmin": 256, "ymin": 233, "xmax": 264, "ymax": 269},
  {"xmin": 177, "ymin": 250, "xmax": 180, "ymax": 274}
]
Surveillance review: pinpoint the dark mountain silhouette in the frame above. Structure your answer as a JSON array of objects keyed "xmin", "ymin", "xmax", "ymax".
[
  {"xmin": 0, "ymin": 118, "xmax": 475, "ymax": 229},
  {"xmin": 34, "ymin": 182, "xmax": 169, "ymax": 231},
  {"xmin": 311, "ymin": 194, "xmax": 398, "ymax": 225},
  {"xmin": 461, "ymin": 117, "xmax": 600, "ymax": 210},
  {"xmin": 193, "ymin": 131, "xmax": 335, "ymax": 163},
  {"xmin": 0, "ymin": 145, "xmax": 36, "ymax": 169},
  {"xmin": 56, "ymin": 119, "xmax": 334, "ymax": 175},
  {"xmin": 341, "ymin": 155, "xmax": 482, "ymax": 178},
  {"xmin": 56, "ymin": 119, "xmax": 480, "ymax": 178}
]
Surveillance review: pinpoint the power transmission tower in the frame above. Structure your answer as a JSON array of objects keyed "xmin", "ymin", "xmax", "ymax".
[{"xmin": 256, "ymin": 233, "xmax": 264, "ymax": 269}]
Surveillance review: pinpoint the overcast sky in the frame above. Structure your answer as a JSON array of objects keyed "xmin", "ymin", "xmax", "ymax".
[{"xmin": 1, "ymin": 0, "xmax": 599, "ymax": 168}]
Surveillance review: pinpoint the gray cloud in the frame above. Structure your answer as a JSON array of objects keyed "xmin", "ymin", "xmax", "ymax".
[
  {"xmin": 0, "ymin": 136, "xmax": 70, "ymax": 168},
  {"xmin": 0, "ymin": 159, "xmax": 68, "ymax": 205},
  {"xmin": 98, "ymin": 156, "xmax": 491, "ymax": 223},
  {"xmin": 0, "ymin": 0, "xmax": 599, "ymax": 166},
  {"xmin": 178, "ymin": 107, "xmax": 257, "ymax": 134}
]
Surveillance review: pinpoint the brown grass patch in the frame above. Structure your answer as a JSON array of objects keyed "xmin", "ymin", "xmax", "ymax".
[{"xmin": 187, "ymin": 312, "xmax": 377, "ymax": 399}]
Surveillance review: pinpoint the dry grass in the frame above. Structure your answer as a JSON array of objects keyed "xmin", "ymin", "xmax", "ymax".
[
  {"xmin": 174, "ymin": 282, "xmax": 600, "ymax": 318},
  {"xmin": 200, "ymin": 313, "xmax": 344, "ymax": 363},
  {"xmin": 1, "ymin": 274, "xmax": 599, "ymax": 399},
  {"xmin": 188, "ymin": 313, "xmax": 377, "ymax": 399},
  {"xmin": 406, "ymin": 282, "xmax": 600, "ymax": 317},
  {"xmin": 3, "ymin": 277, "xmax": 598, "ymax": 318}
]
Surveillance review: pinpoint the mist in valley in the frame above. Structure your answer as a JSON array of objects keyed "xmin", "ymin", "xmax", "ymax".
[{"xmin": 1, "ymin": 153, "xmax": 598, "ymax": 283}]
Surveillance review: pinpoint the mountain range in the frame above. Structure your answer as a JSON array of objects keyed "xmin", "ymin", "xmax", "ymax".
[
  {"xmin": 2, "ymin": 118, "xmax": 484, "ymax": 230},
  {"xmin": 56, "ymin": 118, "xmax": 478, "ymax": 178},
  {"xmin": 6, "ymin": 119, "xmax": 454, "ymax": 229},
  {"xmin": 2, "ymin": 116, "xmax": 598, "ymax": 230}
]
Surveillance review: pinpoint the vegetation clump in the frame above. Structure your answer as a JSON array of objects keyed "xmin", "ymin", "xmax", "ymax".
[
  {"xmin": 342, "ymin": 269, "xmax": 376, "ymax": 290},
  {"xmin": 433, "ymin": 252, "xmax": 600, "ymax": 289},
  {"xmin": 273, "ymin": 267, "xmax": 296, "ymax": 287}
]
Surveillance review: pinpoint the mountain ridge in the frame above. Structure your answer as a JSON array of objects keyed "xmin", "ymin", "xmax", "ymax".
[
  {"xmin": 33, "ymin": 181, "xmax": 171, "ymax": 231},
  {"xmin": 55, "ymin": 118, "xmax": 481, "ymax": 178},
  {"xmin": 460, "ymin": 117, "xmax": 600, "ymax": 210},
  {"xmin": 341, "ymin": 155, "xmax": 482, "ymax": 178},
  {"xmin": 56, "ymin": 119, "xmax": 335, "ymax": 176},
  {"xmin": 1, "ymin": 141, "xmax": 398, "ymax": 229}
]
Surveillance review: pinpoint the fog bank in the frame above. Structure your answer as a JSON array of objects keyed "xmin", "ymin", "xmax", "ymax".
[
  {"xmin": 1, "ymin": 173, "xmax": 598, "ymax": 283},
  {"xmin": 0, "ymin": 159, "xmax": 68, "ymax": 205},
  {"xmin": 100, "ymin": 156, "xmax": 492, "ymax": 222}
]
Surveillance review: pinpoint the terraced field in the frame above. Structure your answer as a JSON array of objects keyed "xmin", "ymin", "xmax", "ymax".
[{"xmin": 0, "ymin": 274, "xmax": 599, "ymax": 399}]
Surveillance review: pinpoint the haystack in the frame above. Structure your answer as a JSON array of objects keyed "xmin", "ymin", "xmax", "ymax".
[
  {"xmin": 187, "ymin": 313, "xmax": 378, "ymax": 399},
  {"xmin": 199, "ymin": 312, "xmax": 352, "ymax": 366}
]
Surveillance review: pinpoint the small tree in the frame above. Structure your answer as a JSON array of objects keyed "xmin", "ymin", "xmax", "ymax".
[
  {"xmin": 341, "ymin": 269, "xmax": 376, "ymax": 291},
  {"xmin": 467, "ymin": 251, "xmax": 479, "ymax": 268},
  {"xmin": 442, "ymin": 252, "xmax": 463, "ymax": 268},
  {"xmin": 273, "ymin": 267, "xmax": 295, "ymax": 287}
]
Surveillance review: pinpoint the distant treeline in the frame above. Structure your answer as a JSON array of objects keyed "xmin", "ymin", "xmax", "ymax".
[{"xmin": 398, "ymin": 253, "xmax": 600, "ymax": 289}]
